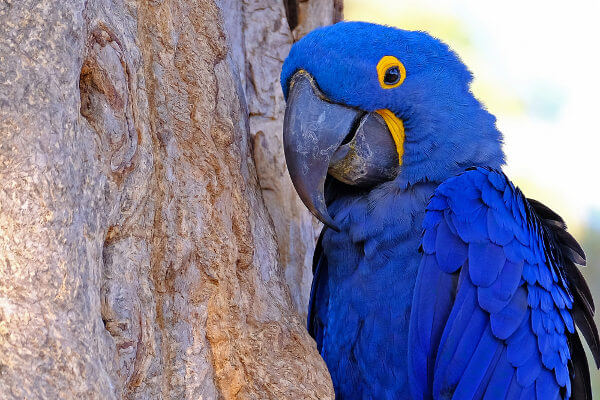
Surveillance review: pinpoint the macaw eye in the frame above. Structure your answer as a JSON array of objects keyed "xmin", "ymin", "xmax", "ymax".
[
  {"xmin": 384, "ymin": 67, "xmax": 400, "ymax": 85},
  {"xmin": 377, "ymin": 56, "xmax": 406, "ymax": 89}
]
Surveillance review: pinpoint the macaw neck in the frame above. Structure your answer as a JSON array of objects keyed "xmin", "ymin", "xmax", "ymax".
[
  {"xmin": 393, "ymin": 92, "xmax": 505, "ymax": 185},
  {"xmin": 324, "ymin": 177, "xmax": 440, "ymax": 272}
]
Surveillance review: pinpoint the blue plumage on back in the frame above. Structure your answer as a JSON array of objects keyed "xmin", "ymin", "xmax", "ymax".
[{"xmin": 281, "ymin": 21, "xmax": 597, "ymax": 400}]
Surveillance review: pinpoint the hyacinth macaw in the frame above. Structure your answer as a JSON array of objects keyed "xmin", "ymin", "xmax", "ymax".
[{"xmin": 280, "ymin": 21, "xmax": 599, "ymax": 400}]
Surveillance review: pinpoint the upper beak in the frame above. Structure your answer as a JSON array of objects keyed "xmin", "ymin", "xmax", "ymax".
[{"xmin": 283, "ymin": 71, "xmax": 400, "ymax": 231}]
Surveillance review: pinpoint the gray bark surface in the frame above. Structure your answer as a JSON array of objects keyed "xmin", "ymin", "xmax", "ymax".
[{"xmin": 0, "ymin": 0, "xmax": 339, "ymax": 398}]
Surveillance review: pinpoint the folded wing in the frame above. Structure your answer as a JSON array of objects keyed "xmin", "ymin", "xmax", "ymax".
[{"xmin": 408, "ymin": 167, "xmax": 599, "ymax": 400}]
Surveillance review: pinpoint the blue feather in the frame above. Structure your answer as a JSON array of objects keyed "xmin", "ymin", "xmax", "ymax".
[
  {"xmin": 440, "ymin": 185, "xmax": 482, "ymax": 217},
  {"xmin": 541, "ymin": 312, "xmax": 555, "ymax": 333},
  {"xmin": 535, "ymin": 369, "xmax": 560, "ymax": 400},
  {"xmin": 481, "ymin": 180, "xmax": 505, "ymax": 210},
  {"xmin": 517, "ymin": 383, "xmax": 535, "ymax": 400},
  {"xmin": 504, "ymin": 238, "xmax": 525, "ymax": 263},
  {"xmin": 422, "ymin": 225, "xmax": 437, "ymax": 254},
  {"xmin": 528, "ymin": 285, "xmax": 544, "ymax": 309},
  {"xmin": 540, "ymin": 289, "xmax": 555, "ymax": 313},
  {"xmin": 478, "ymin": 259, "xmax": 523, "ymax": 313},
  {"xmin": 468, "ymin": 242, "xmax": 506, "ymax": 287},
  {"xmin": 432, "ymin": 272, "xmax": 484, "ymax": 395},
  {"xmin": 414, "ymin": 255, "xmax": 442, "ymax": 350},
  {"xmin": 503, "ymin": 185, "xmax": 514, "ymax": 207},
  {"xmin": 487, "ymin": 208, "xmax": 514, "ymax": 245},
  {"xmin": 423, "ymin": 209, "xmax": 442, "ymax": 230},
  {"xmin": 516, "ymin": 353, "xmax": 542, "ymax": 387},
  {"xmin": 537, "ymin": 263, "xmax": 554, "ymax": 290},
  {"xmin": 556, "ymin": 361, "xmax": 569, "ymax": 387},
  {"xmin": 427, "ymin": 195, "xmax": 449, "ymax": 211},
  {"xmin": 511, "ymin": 192, "xmax": 524, "ymax": 223},
  {"xmin": 435, "ymin": 218, "xmax": 467, "ymax": 273},
  {"xmin": 506, "ymin": 315, "xmax": 536, "ymax": 367},
  {"xmin": 467, "ymin": 168, "xmax": 489, "ymax": 187},
  {"xmin": 436, "ymin": 305, "xmax": 488, "ymax": 392},
  {"xmin": 450, "ymin": 207, "xmax": 489, "ymax": 243},
  {"xmin": 523, "ymin": 262, "xmax": 539, "ymax": 285},
  {"xmin": 559, "ymin": 308, "xmax": 575, "ymax": 333},
  {"xmin": 444, "ymin": 208, "xmax": 459, "ymax": 235},
  {"xmin": 451, "ymin": 326, "xmax": 503, "ymax": 400},
  {"xmin": 482, "ymin": 349, "xmax": 516, "ymax": 400},
  {"xmin": 488, "ymin": 170, "xmax": 507, "ymax": 191},
  {"xmin": 430, "ymin": 271, "xmax": 458, "ymax": 353},
  {"xmin": 490, "ymin": 286, "xmax": 528, "ymax": 339},
  {"xmin": 478, "ymin": 287, "xmax": 510, "ymax": 314}
]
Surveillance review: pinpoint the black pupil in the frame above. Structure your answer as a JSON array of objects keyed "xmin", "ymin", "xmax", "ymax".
[{"xmin": 384, "ymin": 66, "xmax": 400, "ymax": 85}]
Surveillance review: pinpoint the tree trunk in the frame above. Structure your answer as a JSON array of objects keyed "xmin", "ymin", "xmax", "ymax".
[{"xmin": 0, "ymin": 0, "xmax": 339, "ymax": 398}]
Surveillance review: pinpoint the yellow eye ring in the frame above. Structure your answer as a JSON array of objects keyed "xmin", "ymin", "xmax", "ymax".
[{"xmin": 377, "ymin": 56, "xmax": 406, "ymax": 89}]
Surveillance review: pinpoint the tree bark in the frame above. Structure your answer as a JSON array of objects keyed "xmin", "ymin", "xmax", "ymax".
[{"xmin": 0, "ymin": 0, "xmax": 339, "ymax": 398}]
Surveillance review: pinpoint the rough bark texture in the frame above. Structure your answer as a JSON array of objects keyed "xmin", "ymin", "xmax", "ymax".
[{"xmin": 0, "ymin": 0, "xmax": 339, "ymax": 398}]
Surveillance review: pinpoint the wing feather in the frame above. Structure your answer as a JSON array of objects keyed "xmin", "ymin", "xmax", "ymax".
[{"xmin": 408, "ymin": 167, "xmax": 598, "ymax": 400}]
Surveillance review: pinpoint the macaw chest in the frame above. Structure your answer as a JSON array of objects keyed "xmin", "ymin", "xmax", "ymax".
[{"xmin": 320, "ymin": 228, "xmax": 423, "ymax": 398}]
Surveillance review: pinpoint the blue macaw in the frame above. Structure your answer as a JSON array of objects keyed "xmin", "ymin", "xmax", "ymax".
[{"xmin": 280, "ymin": 22, "xmax": 599, "ymax": 399}]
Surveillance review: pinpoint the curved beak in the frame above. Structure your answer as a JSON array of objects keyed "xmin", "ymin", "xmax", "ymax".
[
  {"xmin": 283, "ymin": 71, "xmax": 400, "ymax": 231},
  {"xmin": 283, "ymin": 71, "xmax": 361, "ymax": 230}
]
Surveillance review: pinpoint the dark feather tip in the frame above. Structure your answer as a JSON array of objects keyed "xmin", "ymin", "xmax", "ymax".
[
  {"xmin": 568, "ymin": 332, "xmax": 593, "ymax": 400},
  {"xmin": 528, "ymin": 198, "xmax": 566, "ymax": 225}
]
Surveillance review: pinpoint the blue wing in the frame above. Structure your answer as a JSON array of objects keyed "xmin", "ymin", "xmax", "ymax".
[{"xmin": 408, "ymin": 167, "xmax": 599, "ymax": 400}]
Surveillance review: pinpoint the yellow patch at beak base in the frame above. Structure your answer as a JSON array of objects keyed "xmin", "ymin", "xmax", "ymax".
[{"xmin": 376, "ymin": 109, "xmax": 405, "ymax": 166}]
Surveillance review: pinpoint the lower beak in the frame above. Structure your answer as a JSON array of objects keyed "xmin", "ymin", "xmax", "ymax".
[{"xmin": 283, "ymin": 71, "xmax": 400, "ymax": 230}]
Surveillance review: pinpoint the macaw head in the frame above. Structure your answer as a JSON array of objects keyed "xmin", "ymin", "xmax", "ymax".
[{"xmin": 281, "ymin": 21, "xmax": 504, "ymax": 230}]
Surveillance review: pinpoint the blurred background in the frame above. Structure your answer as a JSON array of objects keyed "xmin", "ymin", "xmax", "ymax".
[{"xmin": 346, "ymin": 0, "xmax": 600, "ymax": 393}]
